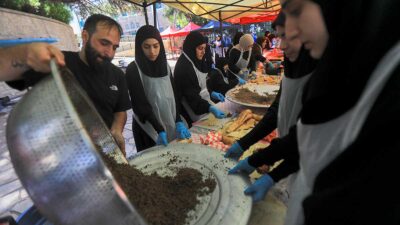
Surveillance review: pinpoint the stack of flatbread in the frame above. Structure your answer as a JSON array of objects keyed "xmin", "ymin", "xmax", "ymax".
[{"xmin": 220, "ymin": 109, "xmax": 263, "ymax": 145}]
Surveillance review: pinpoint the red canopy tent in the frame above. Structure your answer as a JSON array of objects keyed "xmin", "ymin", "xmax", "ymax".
[
  {"xmin": 160, "ymin": 26, "xmax": 178, "ymax": 38},
  {"xmin": 170, "ymin": 22, "xmax": 201, "ymax": 37},
  {"xmin": 227, "ymin": 10, "xmax": 280, "ymax": 24}
]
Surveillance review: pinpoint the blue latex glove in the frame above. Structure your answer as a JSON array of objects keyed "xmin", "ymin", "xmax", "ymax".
[
  {"xmin": 224, "ymin": 142, "xmax": 244, "ymax": 160},
  {"xmin": 211, "ymin": 91, "xmax": 225, "ymax": 102},
  {"xmin": 156, "ymin": 131, "xmax": 168, "ymax": 146},
  {"xmin": 263, "ymin": 61, "xmax": 274, "ymax": 70},
  {"xmin": 244, "ymin": 174, "xmax": 275, "ymax": 202},
  {"xmin": 209, "ymin": 106, "xmax": 226, "ymax": 119},
  {"xmin": 176, "ymin": 122, "xmax": 191, "ymax": 139},
  {"xmin": 238, "ymin": 77, "xmax": 246, "ymax": 85},
  {"xmin": 228, "ymin": 157, "xmax": 255, "ymax": 175}
]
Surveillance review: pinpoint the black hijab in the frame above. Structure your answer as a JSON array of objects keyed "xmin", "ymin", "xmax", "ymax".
[
  {"xmin": 301, "ymin": 0, "xmax": 400, "ymax": 124},
  {"xmin": 284, "ymin": 46, "xmax": 317, "ymax": 79},
  {"xmin": 135, "ymin": 25, "xmax": 168, "ymax": 77},
  {"xmin": 182, "ymin": 31, "xmax": 208, "ymax": 73},
  {"xmin": 233, "ymin": 32, "xmax": 244, "ymax": 45}
]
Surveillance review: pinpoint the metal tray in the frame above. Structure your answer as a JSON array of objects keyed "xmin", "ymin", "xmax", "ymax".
[
  {"xmin": 129, "ymin": 143, "xmax": 252, "ymax": 225},
  {"xmin": 226, "ymin": 84, "xmax": 279, "ymax": 108}
]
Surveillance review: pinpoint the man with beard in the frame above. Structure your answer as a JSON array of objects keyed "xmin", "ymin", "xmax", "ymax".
[{"xmin": 4, "ymin": 14, "xmax": 130, "ymax": 156}]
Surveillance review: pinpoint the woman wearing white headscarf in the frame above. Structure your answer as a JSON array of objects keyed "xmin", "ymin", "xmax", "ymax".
[
  {"xmin": 126, "ymin": 25, "xmax": 191, "ymax": 152},
  {"xmin": 228, "ymin": 33, "xmax": 255, "ymax": 81}
]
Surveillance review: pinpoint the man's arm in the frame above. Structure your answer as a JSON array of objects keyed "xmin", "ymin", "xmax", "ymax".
[
  {"xmin": 110, "ymin": 111, "xmax": 127, "ymax": 157},
  {"xmin": 0, "ymin": 43, "xmax": 65, "ymax": 81}
]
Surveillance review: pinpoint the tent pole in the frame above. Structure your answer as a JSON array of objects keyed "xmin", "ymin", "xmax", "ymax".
[
  {"xmin": 143, "ymin": 1, "xmax": 149, "ymax": 25},
  {"xmin": 169, "ymin": 36, "xmax": 173, "ymax": 59},
  {"xmin": 218, "ymin": 11, "xmax": 223, "ymax": 36},
  {"xmin": 153, "ymin": 2, "xmax": 157, "ymax": 28}
]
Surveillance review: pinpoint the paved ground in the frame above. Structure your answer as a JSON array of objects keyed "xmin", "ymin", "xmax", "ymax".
[{"xmin": 0, "ymin": 60, "xmax": 177, "ymax": 220}]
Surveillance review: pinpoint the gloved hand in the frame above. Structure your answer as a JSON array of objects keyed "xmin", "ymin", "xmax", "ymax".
[
  {"xmin": 209, "ymin": 106, "xmax": 226, "ymax": 119},
  {"xmin": 156, "ymin": 131, "xmax": 168, "ymax": 146},
  {"xmin": 238, "ymin": 77, "xmax": 246, "ymax": 85},
  {"xmin": 211, "ymin": 91, "xmax": 225, "ymax": 102},
  {"xmin": 267, "ymin": 61, "xmax": 274, "ymax": 69},
  {"xmin": 263, "ymin": 61, "xmax": 273, "ymax": 69},
  {"xmin": 176, "ymin": 122, "xmax": 191, "ymax": 139},
  {"xmin": 251, "ymin": 71, "xmax": 258, "ymax": 76},
  {"xmin": 224, "ymin": 142, "xmax": 244, "ymax": 160},
  {"xmin": 228, "ymin": 157, "xmax": 256, "ymax": 175},
  {"xmin": 244, "ymin": 174, "xmax": 275, "ymax": 202}
]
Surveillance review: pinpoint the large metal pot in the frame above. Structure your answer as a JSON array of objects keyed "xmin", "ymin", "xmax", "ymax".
[{"xmin": 6, "ymin": 61, "xmax": 146, "ymax": 225}]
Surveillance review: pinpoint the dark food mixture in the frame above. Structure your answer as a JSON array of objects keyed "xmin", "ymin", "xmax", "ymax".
[
  {"xmin": 233, "ymin": 88, "xmax": 276, "ymax": 105},
  {"xmin": 101, "ymin": 153, "xmax": 217, "ymax": 225}
]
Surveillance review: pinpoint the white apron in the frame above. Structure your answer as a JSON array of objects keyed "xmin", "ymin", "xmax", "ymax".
[
  {"xmin": 228, "ymin": 45, "xmax": 252, "ymax": 80},
  {"xmin": 276, "ymin": 72, "xmax": 313, "ymax": 202},
  {"xmin": 132, "ymin": 61, "xmax": 177, "ymax": 142},
  {"xmin": 181, "ymin": 52, "xmax": 213, "ymax": 122},
  {"xmin": 285, "ymin": 41, "xmax": 400, "ymax": 225},
  {"xmin": 277, "ymin": 73, "xmax": 312, "ymax": 137}
]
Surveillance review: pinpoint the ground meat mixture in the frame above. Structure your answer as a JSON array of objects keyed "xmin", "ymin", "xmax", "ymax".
[{"xmin": 101, "ymin": 153, "xmax": 217, "ymax": 225}]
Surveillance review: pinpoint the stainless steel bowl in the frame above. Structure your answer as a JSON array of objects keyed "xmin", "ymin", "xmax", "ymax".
[{"xmin": 6, "ymin": 61, "xmax": 146, "ymax": 225}]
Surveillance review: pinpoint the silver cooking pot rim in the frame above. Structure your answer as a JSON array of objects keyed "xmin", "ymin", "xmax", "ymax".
[{"xmin": 6, "ymin": 60, "xmax": 146, "ymax": 225}]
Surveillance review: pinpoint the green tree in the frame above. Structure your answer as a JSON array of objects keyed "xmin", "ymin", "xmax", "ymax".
[
  {"xmin": 67, "ymin": 0, "xmax": 139, "ymax": 19},
  {"xmin": 0, "ymin": 0, "xmax": 72, "ymax": 23},
  {"xmin": 164, "ymin": 6, "xmax": 208, "ymax": 28}
]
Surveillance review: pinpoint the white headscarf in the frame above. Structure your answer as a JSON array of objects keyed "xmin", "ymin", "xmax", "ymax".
[{"xmin": 239, "ymin": 34, "xmax": 254, "ymax": 51}]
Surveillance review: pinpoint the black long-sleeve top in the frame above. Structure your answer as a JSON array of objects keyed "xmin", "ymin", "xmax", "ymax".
[
  {"xmin": 206, "ymin": 68, "xmax": 239, "ymax": 96},
  {"xmin": 228, "ymin": 48, "xmax": 254, "ymax": 74},
  {"xmin": 125, "ymin": 62, "xmax": 181, "ymax": 133},
  {"xmin": 174, "ymin": 55, "xmax": 211, "ymax": 116},
  {"xmin": 248, "ymin": 125, "xmax": 300, "ymax": 182},
  {"xmin": 253, "ymin": 44, "xmax": 267, "ymax": 63},
  {"xmin": 251, "ymin": 44, "xmax": 267, "ymax": 71},
  {"xmin": 238, "ymin": 84, "xmax": 281, "ymax": 150}
]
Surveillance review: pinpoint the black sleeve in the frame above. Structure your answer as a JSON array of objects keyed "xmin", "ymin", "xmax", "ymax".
[
  {"xmin": 248, "ymin": 55, "xmax": 257, "ymax": 72},
  {"xmin": 206, "ymin": 70, "xmax": 238, "ymax": 96},
  {"xmin": 228, "ymin": 48, "xmax": 242, "ymax": 74},
  {"xmin": 174, "ymin": 58, "xmax": 210, "ymax": 115},
  {"xmin": 169, "ymin": 72, "xmax": 182, "ymax": 122},
  {"xmin": 238, "ymin": 86, "xmax": 281, "ymax": 149},
  {"xmin": 125, "ymin": 62, "xmax": 164, "ymax": 133},
  {"xmin": 268, "ymin": 157, "xmax": 300, "ymax": 182},
  {"xmin": 248, "ymin": 125, "xmax": 299, "ymax": 168},
  {"xmin": 114, "ymin": 69, "xmax": 131, "ymax": 112},
  {"xmin": 252, "ymin": 46, "xmax": 267, "ymax": 63},
  {"xmin": 6, "ymin": 70, "xmax": 48, "ymax": 90},
  {"xmin": 254, "ymin": 53, "xmax": 266, "ymax": 63}
]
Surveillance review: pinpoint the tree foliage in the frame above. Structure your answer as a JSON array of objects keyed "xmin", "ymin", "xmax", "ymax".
[
  {"xmin": 164, "ymin": 5, "xmax": 208, "ymax": 29},
  {"xmin": 0, "ymin": 0, "xmax": 72, "ymax": 24},
  {"xmin": 66, "ymin": 0, "xmax": 139, "ymax": 19}
]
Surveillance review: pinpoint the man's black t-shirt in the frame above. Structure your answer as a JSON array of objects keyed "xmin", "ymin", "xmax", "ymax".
[{"xmin": 7, "ymin": 51, "xmax": 131, "ymax": 128}]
